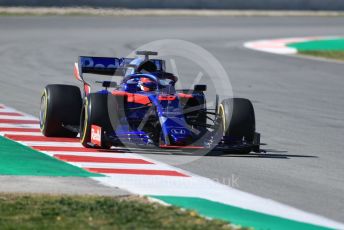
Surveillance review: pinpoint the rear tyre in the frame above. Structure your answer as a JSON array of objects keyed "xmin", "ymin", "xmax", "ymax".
[
  {"xmin": 40, "ymin": 84, "xmax": 81, "ymax": 137},
  {"xmin": 218, "ymin": 98, "xmax": 255, "ymax": 153},
  {"xmin": 80, "ymin": 93, "xmax": 118, "ymax": 149}
]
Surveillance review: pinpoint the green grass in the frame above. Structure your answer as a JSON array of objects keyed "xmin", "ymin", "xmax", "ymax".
[
  {"xmin": 0, "ymin": 194, "xmax": 238, "ymax": 230},
  {"xmin": 288, "ymin": 38, "xmax": 344, "ymax": 51},
  {"xmin": 299, "ymin": 51, "xmax": 344, "ymax": 61},
  {"xmin": 0, "ymin": 136, "xmax": 100, "ymax": 177}
]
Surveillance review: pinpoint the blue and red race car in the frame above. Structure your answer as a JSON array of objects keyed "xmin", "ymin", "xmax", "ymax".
[{"xmin": 39, "ymin": 51, "xmax": 260, "ymax": 154}]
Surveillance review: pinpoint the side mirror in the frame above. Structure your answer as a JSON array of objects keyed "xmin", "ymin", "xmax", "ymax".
[{"xmin": 194, "ymin": 84, "xmax": 207, "ymax": 91}]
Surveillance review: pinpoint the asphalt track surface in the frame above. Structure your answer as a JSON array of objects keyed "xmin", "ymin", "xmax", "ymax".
[{"xmin": 0, "ymin": 16, "xmax": 344, "ymax": 222}]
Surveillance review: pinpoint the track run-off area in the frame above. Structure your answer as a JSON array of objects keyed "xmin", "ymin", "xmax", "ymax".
[
  {"xmin": 244, "ymin": 36, "xmax": 344, "ymax": 54},
  {"xmin": 0, "ymin": 104, "xmax": 342, "ymax": 229},
  {"xmin": 0, "ymin": 16, "xmax": 344, "ymax": 229}
]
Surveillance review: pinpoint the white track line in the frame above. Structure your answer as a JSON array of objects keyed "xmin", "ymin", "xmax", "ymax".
[
  {"xmin": 1, "ymin": 132, "xmax": 43, "ymax": 136},
  {"xmin": 0, "ymin": 107, "xmax": 20, "ymax": 113},
  {"xmin": 19, "ymin": 141, "xmax": 83, "ymax": 147},
  {"xmin": 44, "ymin": 151, "xmax": 142, "ymax": 159},
  {"xmin": 0, "ymin": 123, "xmax": 40, "ymax": 128},
  {"xmin": 67, "ymin": 163, "xmax": 173, "ymax": 171},
  {"xmin": 243, "ymin": 36, "xmax": 341, "ymax": 55},
  {"xmin": 97, "ymin": 174, "xmax": 344, "ymax": 229},
  {"xmin": 0, "ymin": 115, "xmax": 39, "ymax": 120}
]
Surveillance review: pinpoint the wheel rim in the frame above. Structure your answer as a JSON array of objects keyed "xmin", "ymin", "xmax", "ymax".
[
  {"xmin": 39, "ymin": 90, "xmax": 48, "ymax": 132},
  {"xmin": 80, "ymin": 99, "xmax": 89, "ymax": 143},
  {"xmin": 218, "ymin": 104, "xmax": 226, "ymax": 136}
]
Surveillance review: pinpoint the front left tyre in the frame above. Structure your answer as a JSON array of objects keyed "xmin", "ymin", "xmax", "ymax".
[
  {"xmin": 40, "ymin": 84, "xmax": 82, "ymax": 137},
  {"xmin": 79, "ymin": 93, "xmax": 119, "ymax": 149},
  {"xmin": 218, "ymin": 98, "xmax": 256, "ymax": 154}
]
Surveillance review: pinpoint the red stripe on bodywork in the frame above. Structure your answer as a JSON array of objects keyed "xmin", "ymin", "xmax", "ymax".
[
  {"xmin": 84, "ymin": 168, "xmax": 188, "ymax": 177},
  {"xmin": 54, "ymin": 155, "xmax": 153, "ymax": 164},
  {"xmin": 4, "ymin": 135, "xmax": 79, "ymax": 142},
  {"xmin": 0, "ymin": 119, "xmax": 39, "ymax": 124},
  {"xmin": 178, "ymin": 93, "xmax": 193, "ymax": 99},
  {"xmin": 0, "ymin": 112, "xmax": 23, "ymax": 116},
  {"xmin": 74, "ymin": 63, "xmax": 82, "ymax": 81},
  {"xmin": 159, "ymin": 95, "xmax": 176, "ymax": 101},
  {"xmin": 84, "ymin": 83, "xmax": 91, "ymax": 95},
  {"xmin": 0, "ymin": 127, "xmax": 40, "ymax": 132},
  {"xmin": 160, "ymin": 145, "xmax": 204, "ymax": 149},
  {"xmin": 112, "ymin": 91, "xmax": 151, "ymax": 105},
  {"xmin": 111, "ymin": 91, "xmax": 127, "ymax": 96},
  {"xmin": 130, "ymin": 94, "xmax": 151, "ymax": 104}
]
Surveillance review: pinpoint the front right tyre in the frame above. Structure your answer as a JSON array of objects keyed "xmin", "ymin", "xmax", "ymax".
[{"xmin": 80, "ymin": 93, "xmax": 118, "ymax": 149}]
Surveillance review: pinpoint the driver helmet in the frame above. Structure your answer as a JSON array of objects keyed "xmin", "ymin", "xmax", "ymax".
[{"xmin": 139, "ymin": 77, "xmax": 156, "ymax": 92}]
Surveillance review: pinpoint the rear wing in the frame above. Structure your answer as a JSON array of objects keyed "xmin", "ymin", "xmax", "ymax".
[
  {"xmin": 74, "ymin": 56, "xmax": 132, "ymax": 80},
  {"xmin": 73, "ymin": 56, "xmax": 165, "ymax": 95},
  {"xmin": 74, "ymin": 56, "xmax": 165, "ymax": 79}
]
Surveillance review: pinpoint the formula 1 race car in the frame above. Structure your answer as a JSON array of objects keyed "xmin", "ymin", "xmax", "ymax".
[{"xmin": 40, "ymin": 51, "xmax": 260, "ymax": 154}]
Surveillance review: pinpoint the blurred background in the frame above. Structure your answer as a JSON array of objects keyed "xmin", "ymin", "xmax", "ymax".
[
  {"xmin": 0, "ymin": 0, "xmax": 344, "ymax": 227},
  {"xmin": 1, "ymin": 0, "xmax": 344, "ymax": 10}
]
